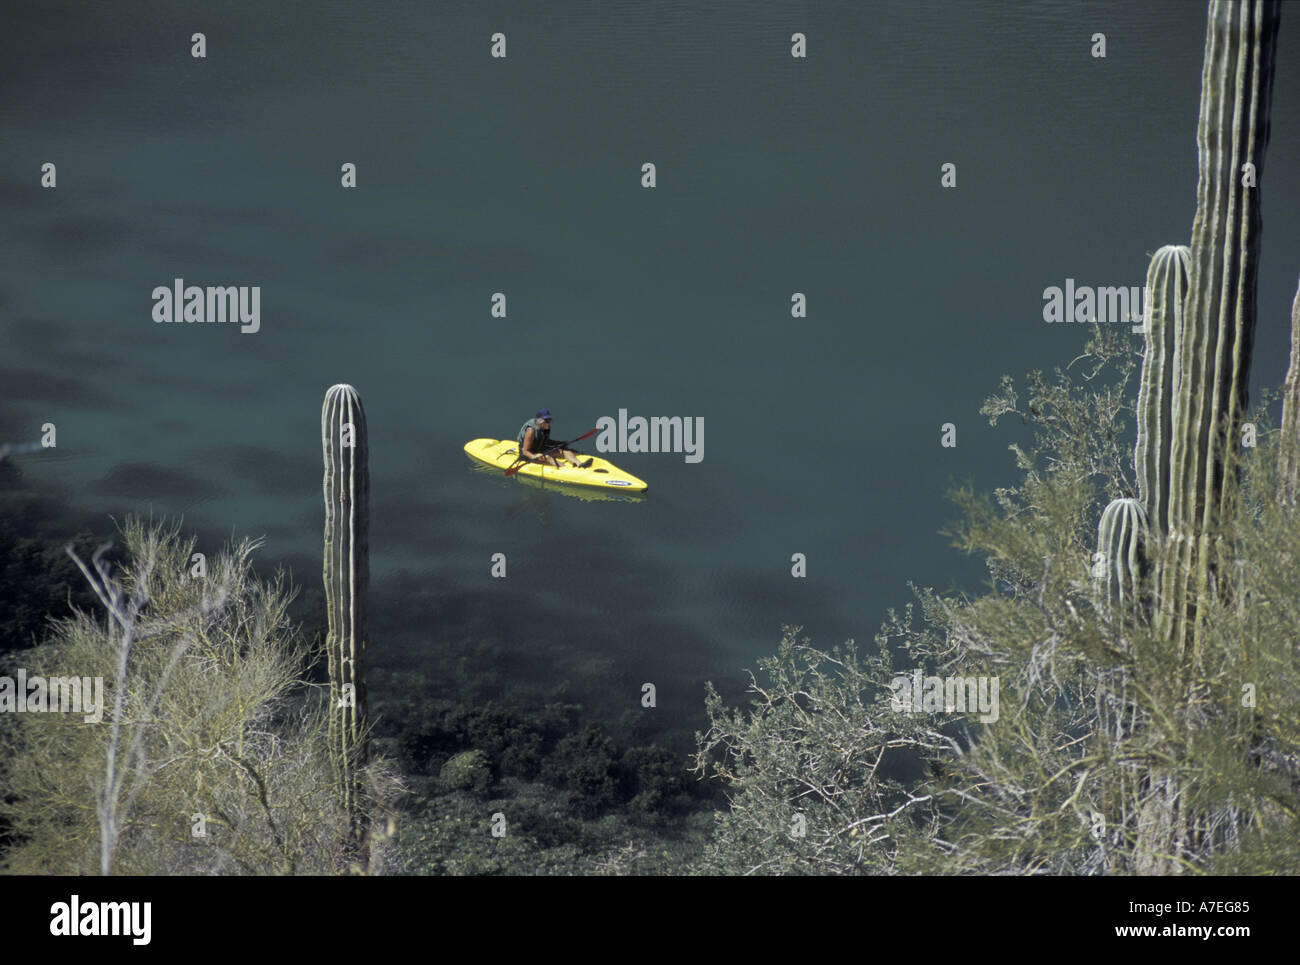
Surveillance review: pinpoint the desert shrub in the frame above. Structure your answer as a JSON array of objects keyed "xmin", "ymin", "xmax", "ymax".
[
  {"xmin": 0, "ymin": 516, "xmax": 402, "ymax": 875},
  {"xmin": 693, "ymin": 627, "xmax": 953, "ymax": 875},
  {"xmin": 695, "ymin": 326, "xmax": 1300, "ymax": 874}
]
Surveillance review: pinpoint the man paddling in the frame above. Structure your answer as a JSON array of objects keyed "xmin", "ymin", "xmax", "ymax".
[{"xmin": 518, "ymin": 409, "xmax": 593, "ymax": 468}]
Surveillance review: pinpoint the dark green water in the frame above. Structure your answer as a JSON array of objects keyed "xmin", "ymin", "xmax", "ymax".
[{"xmin": 3, "ymin": 0, "xmax": 1298, "ymax": 747}]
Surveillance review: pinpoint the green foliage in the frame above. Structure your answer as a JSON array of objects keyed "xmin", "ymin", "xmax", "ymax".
[
  {"xmin": 930, "ymin": 343, "xmax": 1296, "ymax": 874},
  {"xmin": 979, "ymin": 321, "xmax": 1140, "ymax": 508},
  {"xmin": 693, "ymin": 626, "xmax": 952, "ymax": 875},
  {"xmin": 620, "ymin": 745, "xmax": 691, "ymax": 817},
  {"xmin": 0, "ymin": 517, "xmax": 403, "ymax": 875},
  {"xmin": 696, "ymin": 326, "xmax": 1299, "ymax": 874}
]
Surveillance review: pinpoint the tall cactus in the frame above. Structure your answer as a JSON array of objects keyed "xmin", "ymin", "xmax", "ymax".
[
  {"xmin": 1128, "ymin": 0, "xmax": 1279, "ymax": 876},
  {"xmin": 322, "ymin": 384, "xmax": 370, "ymax": 847},
  {"xmin": 1095, "ymin": 498, "xmax": 1149, "ymax": 617},
  {"xmin": 1156, "ymin": 0, "xmax": 1278, "ymax": 659}
]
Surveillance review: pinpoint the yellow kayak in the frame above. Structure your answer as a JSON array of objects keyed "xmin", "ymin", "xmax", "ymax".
[{"xmin": 463, "ymin": 438, "xmax": 648, "ymax": 492}]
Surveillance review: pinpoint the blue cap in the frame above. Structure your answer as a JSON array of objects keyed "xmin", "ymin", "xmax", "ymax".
[{"xmin": 536, "ymin": 408, "xmax": 554, "ymax": 419}]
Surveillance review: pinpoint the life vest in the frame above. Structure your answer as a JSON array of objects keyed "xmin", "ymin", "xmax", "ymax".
[{"xmin": 517, "ymin": 418, "xmax": 551, "ymax": 455}]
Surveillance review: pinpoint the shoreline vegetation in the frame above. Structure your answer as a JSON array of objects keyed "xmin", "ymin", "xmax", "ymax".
[
  {"xmin": 2, "ymin": 325, "xmax": 1298, "ymax": 874},
  {"xmin": 0, "ymin": 457, "xmax": 721, "ymax": 875}
]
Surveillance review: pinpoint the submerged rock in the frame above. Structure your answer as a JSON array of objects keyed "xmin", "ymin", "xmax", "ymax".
[{"xmin": 439, "ymin": 749, "xmax": 492, "ymax": 796}]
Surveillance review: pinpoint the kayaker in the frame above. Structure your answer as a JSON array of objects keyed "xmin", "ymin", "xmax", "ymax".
[{"xmin": 518, "ymin": 409, "xmax": 592, "ymax": 468}]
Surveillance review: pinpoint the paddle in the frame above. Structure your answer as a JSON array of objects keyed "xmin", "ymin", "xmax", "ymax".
[{"xmin": 505, "ymin": 426, "xmax": 599, "ymax": 477}]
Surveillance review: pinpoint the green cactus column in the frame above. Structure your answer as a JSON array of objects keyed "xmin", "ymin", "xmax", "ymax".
[
  {"xmin": 1277, "ymin": 278, "xmax": 1300, "ymax": 505},
  {"xmin": 1134, "ymin": 246, "xmax": 1191, "ymax": 542},
  {"xmin": 323, "ymin": 383, "xmax": 370, "ymax": 846},
  {"xmin": 1158, "ymin": 0, "xmax": 1279, "ymax": 659},
  {"xmin": 1095, "ymin": 498, "xmax": 1149, "ymax": 619},
  {"xmin": 1131, "ymin": 0, "xmax": 1279, "ymax": 877}
]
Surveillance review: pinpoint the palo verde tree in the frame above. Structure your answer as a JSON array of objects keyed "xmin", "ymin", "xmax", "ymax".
[{"xmin": 0, "ymin": 517, "xmax": 401, "ymax": 875}]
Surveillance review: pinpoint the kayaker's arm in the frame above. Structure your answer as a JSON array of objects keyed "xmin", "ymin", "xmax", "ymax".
[{"xmin": 521, "ymin": 426, "xmax": 559, "ymax": 466}]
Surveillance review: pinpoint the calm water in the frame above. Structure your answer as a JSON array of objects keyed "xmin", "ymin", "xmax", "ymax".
[{"xmin": 3, "ymin": 0, "xmax": 1298, "ymax": 745}]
